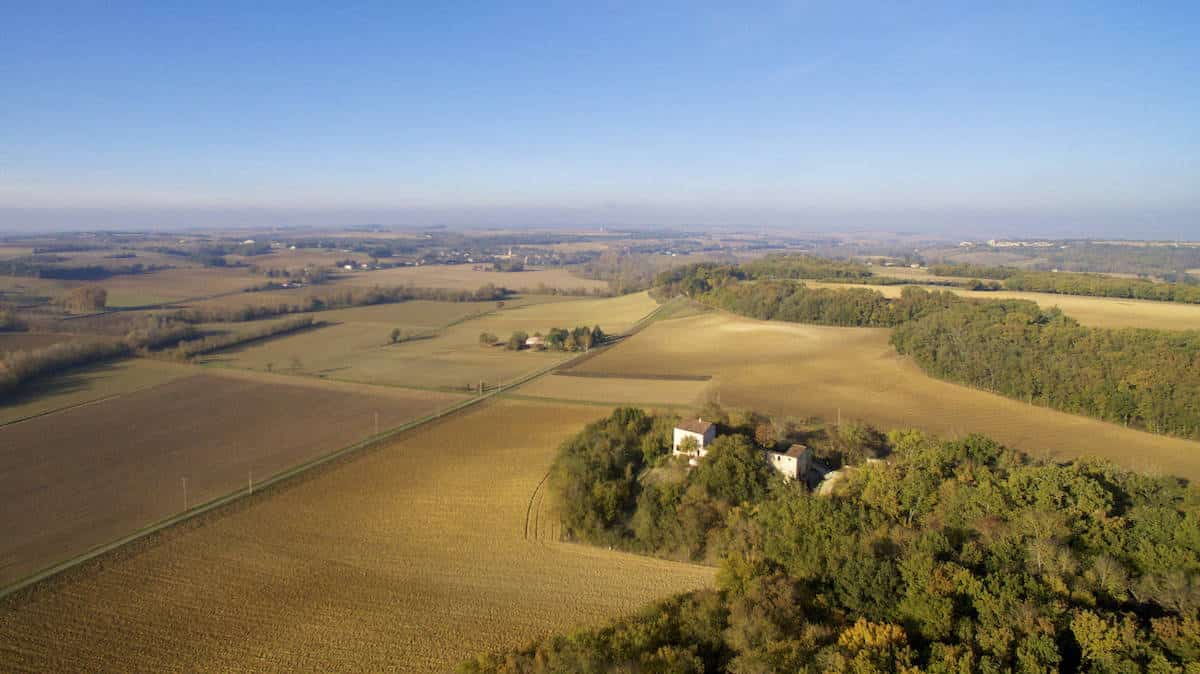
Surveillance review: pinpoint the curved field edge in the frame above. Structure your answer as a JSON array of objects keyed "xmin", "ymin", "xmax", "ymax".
[
  {"xmin": 569, "ymin": 311, "xmax": 1200, "ymax": 483},
  {"xmin": 0, "ymin": 398, "xmax": 713, "ymax": 673}
]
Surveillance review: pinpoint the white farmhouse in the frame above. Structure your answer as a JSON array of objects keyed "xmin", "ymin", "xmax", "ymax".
[
  {"xmin": 672, "ymin": 418, "xmax": 716, "ymax": 465},
  {"xmin": 765, "ymin": 444, "xmax": 812, "ymax": 481}
]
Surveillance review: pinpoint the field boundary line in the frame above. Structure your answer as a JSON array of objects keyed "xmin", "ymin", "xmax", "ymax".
[
  {"xmin": 0, "ymin": 365, "xmax": 203, "ymax": 429},
  {"xmin": 0, "ymin": 297, "xmax": 665, "ymax": 600},
  {"xmin": 503, "ymin": 393, "xmax": 694, "ymax": 409},
  {"xmin": 552, "ymin": 371, "xmax": 712, "ymax": 381},
  {"xmin": 0, "ymin": 393, "xmax": 125, "ymax": 429}
]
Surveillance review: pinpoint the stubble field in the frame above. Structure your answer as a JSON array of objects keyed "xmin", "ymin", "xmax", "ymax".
[
  {"xmin": 0, "ymin": 371, "xmax": 466, "ymax": 587},
  {"xmin": 568, "ymin": 311, "xmax": 1200, "ymax": 481},
  {"xmin": 514, "ymin": 372, "xmax": 711, "ymax": 408},
  {"xmin": 0, "ymin": 399, "xmax": 713, "ymax": 671}
]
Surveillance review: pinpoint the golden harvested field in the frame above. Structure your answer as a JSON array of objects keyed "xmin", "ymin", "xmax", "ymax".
[
  {"xmin": 571, "ymin": 311, "xmax": 1200, "ymax": 482},
  {"xmin": 335, "ymin": 263, "xmax": 608, "ymax": 292},
  {"xmin": 0, "ymin": 399, "xmax": 713, "ymax": 671},
  {"xmin": 0, "ymin": 246, "xmax": 34, "ymax": 258},
  {"xmin": 805, "ymin": 281, "xmax": 1200, "ymax": 330},
  {"xmin": 515, "ymin": 373, "xmax": 711, "ymax": 407},
  {"xmin": 207, "ymin": 293, "xmax": 658, "ymax": 391},
  {"xmin": 0, "ymin": 371, "xmax": 465, "ymax": 587}
]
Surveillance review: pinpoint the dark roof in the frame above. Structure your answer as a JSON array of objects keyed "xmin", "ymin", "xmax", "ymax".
[
  {"xmin": 676, "ymin": 418, "xmax": 715, "ymax": 435},
  {"xmin": 770, "ymin": 444, "xmax": 809, "ymax": 459}
]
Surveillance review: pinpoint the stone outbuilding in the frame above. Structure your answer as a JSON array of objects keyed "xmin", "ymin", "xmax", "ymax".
[{"xmin": 765, "ymin": 444, "xmax": 812, "ymax": 481}]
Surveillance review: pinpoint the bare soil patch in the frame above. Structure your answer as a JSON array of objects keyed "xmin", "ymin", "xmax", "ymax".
[{"xmin": 0, "ymin": 372, "xmax": 465, "ymax": 586}]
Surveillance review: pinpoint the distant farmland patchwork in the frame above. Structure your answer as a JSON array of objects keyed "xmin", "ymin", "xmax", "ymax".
[
  {"xmin": 6, "ymin": 269, "xmax": 1200, "ymax": 672},
  {"xmin": 334, "ymin": 263, "xmax": 610, "ymax": 292},
  {"xmin": 0, "ymin": 399, "xmax": 713, "ymax": 672},
  {"xmin": 0, "ymin": 371, "xmax": 465, "ymax": 586},
  {"xmin": 205, "ymin": 292, "xmax": 658, "ymax": 391}
]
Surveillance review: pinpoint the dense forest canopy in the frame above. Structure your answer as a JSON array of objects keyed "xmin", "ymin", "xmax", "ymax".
[
  {"xmin": 933, "ymin": 263, "xmax": 1200, "ymax": 303},
  {"xmin": 465, "ymin": 408, "xmax": 1200, "ymax": 673},
  {"xmin": 928, "ymin": 263, "xmax": 1021, "ymax": 280},
  {"xmin": 1005, "ymin": 271, "xmax": 1200, "ymax": 304},
  {"xmin": 890, "ymin": 298, "xmax": 1200, "ymax": 438}
]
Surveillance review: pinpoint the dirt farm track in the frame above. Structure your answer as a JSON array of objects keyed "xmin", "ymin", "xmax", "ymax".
[{"xmin": 0, "ymin": 399, "xmax": 713, "ymax": 672}]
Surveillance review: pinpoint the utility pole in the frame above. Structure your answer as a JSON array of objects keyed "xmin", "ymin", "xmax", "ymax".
[
  {"xmin": 374, "ymin": 411, "xmax": 379, "ymax": 436},
  {"xmin": 837, "ymin": 408, "xmax": 842, "ymax": 427},
  {"xmin": 182, "ymin": 477, "xmax": 188, "ymax": 510},
  {"xmin": 248, "ymin": 470, "xmax": 253, "ymax": 495}
]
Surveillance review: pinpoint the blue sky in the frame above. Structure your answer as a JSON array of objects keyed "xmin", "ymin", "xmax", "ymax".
[{"xmin": 2, "ymin": 1, "xmax": 1198, "ymax": 236}]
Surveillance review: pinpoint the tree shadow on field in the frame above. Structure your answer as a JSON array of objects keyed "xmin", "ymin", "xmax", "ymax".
[{"xmin": 0, "ymin": 368, "xmax": 95, "ymax": 416}]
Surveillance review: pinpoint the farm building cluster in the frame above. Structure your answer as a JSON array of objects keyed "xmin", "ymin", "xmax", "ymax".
[{"xmin": 671, "ymin": 418, "xmax": 829, "ymax": 489}]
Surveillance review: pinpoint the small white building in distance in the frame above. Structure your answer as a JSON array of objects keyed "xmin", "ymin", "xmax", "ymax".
[
  {"xmin": 765, "ymin": 444, "xmax": 812, "ymax": 481},
  {"xmin": 673, "ymin": 418, "xmax": 716, "ymax": 465}
]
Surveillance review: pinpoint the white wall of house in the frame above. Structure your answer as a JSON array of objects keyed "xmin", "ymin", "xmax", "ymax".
[
  {"xmin": 672, "ymin": 427, "xmax": 715, "ymax": 460},
  {"xmin": 765, "ymin": 447, "xmax": 812, "ymax": 481},
  {"xmin": 766, "ymin": 453, "xmax": 799, "ymax": 480}
]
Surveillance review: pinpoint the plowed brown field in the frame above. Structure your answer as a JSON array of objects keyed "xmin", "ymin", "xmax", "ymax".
[
  {"xmin": 0, "ymin": 372, "xmax": 465, "ymax": 587},
  {"xmin": 0, "ymin": 399, "xmax": 713, "ymax": 671}
]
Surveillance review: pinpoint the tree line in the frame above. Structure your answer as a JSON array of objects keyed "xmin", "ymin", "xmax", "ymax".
[
  {"xmin": 657, "ymin": 262, "xmax": 1200, "ymax": 440},
  {"xmin": 169, "ymin": 283, "xmax": 510, "ymax": 323},
  {"xmin": 930, "ymin": 263, "xmax": 1200, "ymax": 303},
  {"xmin": 652, "ymin": 254, "xmax": 879, "ymax": 297},
  {"xmin": 2, "ymin": 257, "xmax": 171, "ymax": 280},
  {"xmin": 890, "ymin": 297, "xmax": 1200, "ymax": 438},
  {"xmin": 0, "ymin": 316, "xmax": 198, "ymax": 398},
  {"xmin": 158, "ymin": 316, "xmax": 317, "ymax": 360},
  {"xmin": 485, "ymin": 325, "xmax": 607, "ymax": 351},
  {"xmin": 464, "ymin": 407, "xmax": 1200, "ymax": 673},
  {"xmin": 1005, "ymin": 270, "xmax": 1200, "ymax": 304},
  {"xmin": 928, "ymin": 262, "xmax": 1021, "ymax": 280}
]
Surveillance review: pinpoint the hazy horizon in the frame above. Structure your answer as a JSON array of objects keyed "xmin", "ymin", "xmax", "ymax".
[{"xmin": 4, "ymin": 2, "xmax": 1198, "ymax": 238}]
